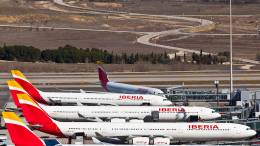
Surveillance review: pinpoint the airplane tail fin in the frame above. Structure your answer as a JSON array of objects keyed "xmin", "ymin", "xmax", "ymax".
[
  {"xmin": 2, "ymin": 112, "xmax": 46, "ymax": 146},
  {"xmin": 16, "ymin": 93, "xmax": 64, "ymax": 137},
  {"xmin": 97, "ymin": 66, "xmax": 109, "ymax": 90},
  {"xmin": 7, "ymin": 80, "xmax": 27, "ymax": 108},
  {"xmin": 11, "ymin": 70, "xmax": 47, "ymax": 104}
]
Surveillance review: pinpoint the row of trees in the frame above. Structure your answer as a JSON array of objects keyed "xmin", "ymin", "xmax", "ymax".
[
  {"xmin": 0, "ymin": 45, "xmax": 230, "ymax": 65},
  {"xmin": 191, "ymin": 50, "xmax": 229, "ymax": 64},
  {"xmin": 0, "ymin": 45, "xmax": 171, "ymax": 64}
]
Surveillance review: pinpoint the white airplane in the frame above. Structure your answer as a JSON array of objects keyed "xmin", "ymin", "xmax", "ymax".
[
  {"xmin": 7, "ymin": 81, "xmax": 220, "ymax": 122},
  {"xmin": 98, "ymin": 66, "xmax": 166, "ymax": 95},
  {"xmin": 9, "ymin": 71, "xmax": 172, "ymax": 106},
  {"xmin": 17, "ymin": 93, "xmax": 256, "ymax": 143},
  {"xmin": 42, "ymin": 105, "xmax": 221, "ymax": 122}
]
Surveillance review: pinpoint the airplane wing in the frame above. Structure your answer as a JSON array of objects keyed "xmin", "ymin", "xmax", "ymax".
[
  {"xmin": 77, "ymin": 101, "xmax": 83, "ymax": 106},
  {"xmin": 78, "ymin": 113, "xmax": 104, "ymax": 122},
  {"xmin": 54, "ymin": 88, "xmax": 108, "ymax": 94},
  {"xmin": 94, "ymin": 132, "xmax": 125, "ymax": 144},
  {"xmin": 92, "ymin": 137, "xmax": 113, "ymax": 145},
  {"xmin": 48, "ymin": 98, "xmax": 61, "ymax": 104}
]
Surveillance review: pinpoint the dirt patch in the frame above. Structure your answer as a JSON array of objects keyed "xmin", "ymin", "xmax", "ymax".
[
  {"xmin": 93, "ymin": 2, "xmax": 122, "ymax": 9},
  {"xmin": 157, "ymin": 35, "xmax": 260, "ymax": 60},
  {"xmin": 0, "ymin": 14, "xmax": 50, "ymax": 24},
  {"xmin": 0, "ymin": 29, "xmax": 169, "ymax": 54}
]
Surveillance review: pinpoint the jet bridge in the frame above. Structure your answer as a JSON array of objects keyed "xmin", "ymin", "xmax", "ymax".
[{"xmin": 164, "ymin": 88, "xmax": 230, "ymax": 102}]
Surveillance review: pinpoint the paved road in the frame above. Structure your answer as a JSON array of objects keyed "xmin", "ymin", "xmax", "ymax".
[{"xmin": 52, "ymin": 0, "xmax": 260, "ymax": 65}]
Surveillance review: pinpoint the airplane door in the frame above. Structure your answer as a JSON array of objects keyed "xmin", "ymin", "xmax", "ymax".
[{"xmin": 151, "ymin": 111, "xmax": 159, "ymax": 121}]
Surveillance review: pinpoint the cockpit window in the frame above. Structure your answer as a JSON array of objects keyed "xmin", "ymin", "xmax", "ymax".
[
  {"xmin": 163, "ymin": 99, "xmax": 168, "ymax": 101},
  {"xmin": 212, "ymin": 110, "xmax": 216, "ymax": 113},
  {"xmin": 246, "ymin": 128, "xmax": 250, "ymax": 130}
]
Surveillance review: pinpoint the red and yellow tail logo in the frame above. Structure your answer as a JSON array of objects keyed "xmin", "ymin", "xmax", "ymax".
[
  {"xmin": 17, "ymin": 93, "xmax": 42, "ymax": 110},
  {"xmin": 11, "ymin": 70, "xmax": 30, "ymax": 83},
  {"xmin": 11, "ymin": 70, "xmax": 47, "ymax": 104},
  {"xmin": 17, "ymin": 94, "xmax": 64, "ymax": 137},
  {"xmin": 2, "ymin": 112, "xmax": 45, "ymax": 146},
  {"xmin": 7, "ymin": 80, "xmax": 27, "ymax": 108}
]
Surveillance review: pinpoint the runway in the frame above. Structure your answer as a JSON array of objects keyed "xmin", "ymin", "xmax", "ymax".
[{"xmin": 1, "ymin": 70, "xmax": 260, "ymax": 88}]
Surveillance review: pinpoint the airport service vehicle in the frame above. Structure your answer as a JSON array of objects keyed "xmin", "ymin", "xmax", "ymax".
[
  {"xmin": 98, "ymin": 66, "xmax": 165, "ymax": 95},
  {"xmin": 9, "ymin": 71, "xmax": 172, "ymax": 106},
  {"xmin": 17, "ymin": 93, "xmax": 256, "ymax": 143}
]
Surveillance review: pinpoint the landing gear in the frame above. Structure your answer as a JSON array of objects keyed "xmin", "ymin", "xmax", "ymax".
[
  {"xmin": 68, "ymin": 133, "xmax": 86, "ymax": 144},
  {"xmin": 188, "ymin": 116, "xmax": 199, "ymax": 122},
  {"xmin": 141, "ymin": 103, "xmax": 151, "ymax": 106},
  {"xmin": 68, "ymin": 136, "xmax": 72, "ymax": 144}
]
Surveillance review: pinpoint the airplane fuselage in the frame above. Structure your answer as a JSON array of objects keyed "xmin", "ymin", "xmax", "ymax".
[
  {"xmin": 40, "ymin": 92, "xmax": 172, "ymax": 106},
  {"xmin": 57, "ymin": 122, "xmax": 255, "ymax": 141},
  {"xmin": 106, "ymin": 82, "xmax": 164, "ymax": 95},
  {"xmin": 43, "ymin": 106, "xmax": 220, "ymax": 121}
]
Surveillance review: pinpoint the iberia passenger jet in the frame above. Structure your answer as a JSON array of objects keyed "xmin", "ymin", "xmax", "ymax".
[
  {"xmin": 7, "ymin": 80, "xmax": 220, "ymax": 122},
  {"xmin": 98, "ymin": 66, "xmax": 165, "ymax": 95},
  {"xmin": 10, "ymin": 71, "xmax": 171, "ymax": 106},
  {"xmin": 17, "ymin": 93, "xmax": 256, "ymax": 143}
]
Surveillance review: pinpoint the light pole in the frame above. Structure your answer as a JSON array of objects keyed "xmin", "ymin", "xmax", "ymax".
[
  {"xmin": 214, "ymin": 80, "xmax": 220, "ymax": 106},
  {"xmin": 230, "ymin": 0, "xmax": 233, "ymax": 99}
]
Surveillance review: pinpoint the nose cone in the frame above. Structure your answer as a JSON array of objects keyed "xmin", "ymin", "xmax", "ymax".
[
  {"xmin": 164, "ymin": 101, "xmax": 172, "ymax": 106},
  {"xmin": 213, "ymin": 113, "xmax": 221, "ymax": 119},
  {"xmin": 248, "ymin": 130, "xmax": 257, "ymax": 138}
]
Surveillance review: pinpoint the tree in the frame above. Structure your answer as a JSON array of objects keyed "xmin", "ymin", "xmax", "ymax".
[{"xmin": 256, "ymin": 53, "xmax": 260, "ymax": 61}]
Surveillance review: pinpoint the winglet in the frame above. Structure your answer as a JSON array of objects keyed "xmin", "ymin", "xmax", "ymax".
[{"xmin": 2, "ymin": 112, "xmax": 45, "ymax": 146}]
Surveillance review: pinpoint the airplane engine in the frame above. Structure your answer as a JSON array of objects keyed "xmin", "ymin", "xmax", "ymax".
[
  {"xmin": 128, "ymin": 137, "xmax": 150, "ymax": 145},
  {"xmin": 110, "ymin": 118, "xmax": 126, "ymax": 123},
  {"xmin": 152, "ymin": 137, "xmax": 170, "ymax": 145}
]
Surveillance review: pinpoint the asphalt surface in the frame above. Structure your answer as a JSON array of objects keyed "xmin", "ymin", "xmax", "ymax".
[{"xmin": 2, "ymin": 71, "xmax": 260, "ymax": 88}]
